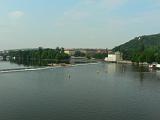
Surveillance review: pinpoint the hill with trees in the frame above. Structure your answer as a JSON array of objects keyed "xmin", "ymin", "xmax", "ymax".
[{"xmin": 113, "ymin": 33, "xmax": 160, "ymax": 63}]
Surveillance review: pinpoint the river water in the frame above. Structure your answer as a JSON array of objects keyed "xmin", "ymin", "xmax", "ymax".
[
  {"xmin": 0, "ymin": 62, "xmax": 160, "ymax": 120},
  {"xmin": 0, "ymin": 61, "xmax": 25, "ymax": 70}
]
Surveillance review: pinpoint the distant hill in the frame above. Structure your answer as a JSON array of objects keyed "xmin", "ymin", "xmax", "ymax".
[
  {"xmin": 113, "ymin": 33, "xmax": 160, "ymax": 52},
  {"xmin": 112, "ymin": 33, "xmax": 160, "ymax": 63}
]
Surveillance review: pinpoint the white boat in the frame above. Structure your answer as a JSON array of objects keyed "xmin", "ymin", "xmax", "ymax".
[
  {"xmin": 149, "ymin": 64, "xmax": 156, "ymax": 68},
  {"xmin": 156, "ymin": 64, "xmax": 160, "ymax": 68},
  {"xmin": 149, "ymin": 63, "xmax": 160, "ymax": 69}
]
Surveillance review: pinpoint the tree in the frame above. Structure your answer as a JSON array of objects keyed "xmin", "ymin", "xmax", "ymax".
[
  {"xmin": 74, "ymin": 51, "xmax": 85, "ymax": 57},
  {"xmin": 9, "ymin": 47, "xmax": 71, "ymax": 66}
]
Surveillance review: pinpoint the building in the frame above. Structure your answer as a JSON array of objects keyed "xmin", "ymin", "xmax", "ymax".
[
  {"xmin": 105, "ymin": 51, "xmax": 122, "ymax": 62},
  {"xmin": 64, "ymin": 49, "xmax": 76, "ymax": 56},
  {"xmin": 96, "ymin": 49, "xmax": 108, "ymax": 54},
  {"xmin": 65, "ymin": 48, "xmax": 108, "ymax": 56}
]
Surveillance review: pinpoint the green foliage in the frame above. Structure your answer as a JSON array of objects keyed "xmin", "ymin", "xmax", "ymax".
[
  {"xmin": 9, "ymin": 47, "xmax": 70, "ymax": 66},
  {"xmin": 74, "ymin": 51, "xmax": 86, "ymax": 57},
  {"xmin": 113, "ymin": 33, "xmax": 160, "ymax": 63},
  {"xmin": 93, "ymin": 53, "xmax": 108, "ymax": 59}
]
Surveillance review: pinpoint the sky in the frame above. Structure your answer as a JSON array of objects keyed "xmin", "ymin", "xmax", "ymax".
[{"xmin": 0, "ymin": 0, "xmax": 160, "ymax": 50}]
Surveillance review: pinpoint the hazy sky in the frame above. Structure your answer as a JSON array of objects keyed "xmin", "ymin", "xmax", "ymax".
[{"xmin": 0, "ymin": 0, "xmax": 160, "ymax": 50}]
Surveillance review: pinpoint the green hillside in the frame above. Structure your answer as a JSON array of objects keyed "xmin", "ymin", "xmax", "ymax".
[{"xmin": 113, "ymin": 33, "xmax": 160, "ymax": 63}]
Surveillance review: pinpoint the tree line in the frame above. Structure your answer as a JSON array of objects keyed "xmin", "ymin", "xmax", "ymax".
[
  {"xmin": 9, "ymin": 47, "xmax": 70, "ymax": 66},
  {"xmin": 116, "ymin": 45, "xmax": 160, "ymax": 64},
  {"xmin": 131, "ymin": 46, "xmax": 160, "ymax": 64}
]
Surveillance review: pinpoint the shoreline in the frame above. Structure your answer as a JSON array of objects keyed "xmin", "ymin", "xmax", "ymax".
[{"xmin": 107, "ymin": 60, "xmax": 149, "ymax": 66}]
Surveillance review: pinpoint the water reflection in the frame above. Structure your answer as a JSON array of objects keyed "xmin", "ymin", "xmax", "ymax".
[
  {"xmin": 102, "ymin": 63, "xmax": 160, "ymax": 85},
  {"xmin": 103, "ymin": 63, "xmax": 126, "ymax": 75},
  {"xmin": 139, "ymin": 72, "xmax": 144, "ymax": 85}
]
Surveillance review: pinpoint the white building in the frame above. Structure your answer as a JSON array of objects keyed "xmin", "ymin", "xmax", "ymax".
[
  {"xmin": 105, "ymin": 51, "xmax": 122, "ymax": 62},
  {"xmin": 64, "ymin": 49, "xmax": 76, "ymax": 56}
]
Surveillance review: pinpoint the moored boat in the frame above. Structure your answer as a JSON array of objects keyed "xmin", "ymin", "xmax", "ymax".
[{"xmin": 149, "ymin": 63, "xmax": 160, "ymax": 69}]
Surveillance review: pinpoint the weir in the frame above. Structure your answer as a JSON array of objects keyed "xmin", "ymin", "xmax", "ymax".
[{"xmin": 0, "ymin": 62, "xmax": 101, "ymax": 73}]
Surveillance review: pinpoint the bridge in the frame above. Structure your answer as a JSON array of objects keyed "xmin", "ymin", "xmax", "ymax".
[
  {"xmin": 0, "ymin": 51, "xmax": 10, "ymax": 61},
  {"xmin": 0, "ymin": 48, "xmax": 35, "ymax": 61}
]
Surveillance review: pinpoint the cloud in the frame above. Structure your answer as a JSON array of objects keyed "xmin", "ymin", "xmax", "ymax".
[{"xmin": 9, "ymin": 11, "xmax": 24, "ymax": 18}]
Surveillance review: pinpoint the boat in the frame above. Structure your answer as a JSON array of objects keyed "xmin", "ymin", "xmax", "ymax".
[
  {"xmin": 149, "ymin": 64, "xmax": 156, "ymax": 68},
  {"xmin": 149, "ymin": 63, "xmax": 160, "ymax": 69}
]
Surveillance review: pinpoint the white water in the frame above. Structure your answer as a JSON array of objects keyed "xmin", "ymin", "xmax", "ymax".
[{"xmin": 0, "ymin": 62, "xmax": 101, "ymax": 73}]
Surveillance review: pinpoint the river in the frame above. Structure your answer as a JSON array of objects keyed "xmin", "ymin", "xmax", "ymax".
[{"xmin": 0, "ymin": 62, "xmax": 160, "ymax": 120}]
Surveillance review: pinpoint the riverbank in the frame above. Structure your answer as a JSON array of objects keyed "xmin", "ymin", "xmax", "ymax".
[
  {"xmin": 48, "ymin": 63, "xmax": 71, "ymax": 67},
  {"xmin": 117, "ymin": 60, "xmax": 132, "ymax": 64},
  {"xmin": 113, "ymin": 60, "xmax": 148, "ymax": 66}
]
